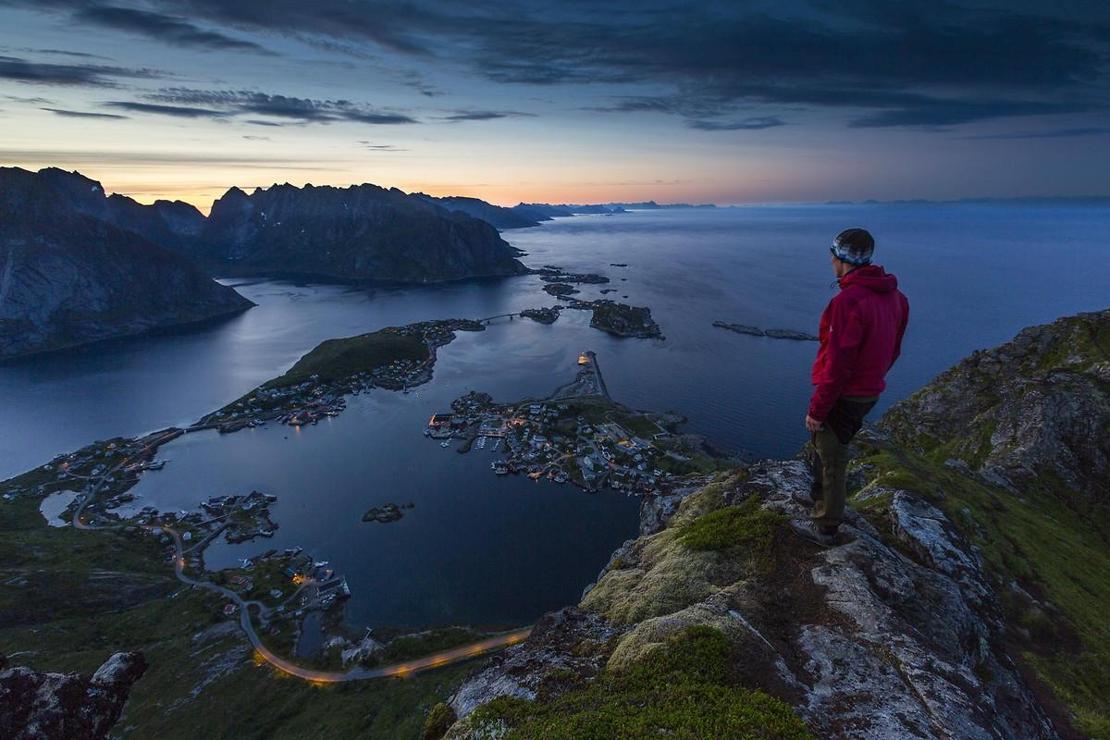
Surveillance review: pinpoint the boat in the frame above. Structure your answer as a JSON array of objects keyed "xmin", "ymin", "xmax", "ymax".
[{"xmin": 440, "ymin": 440, "xmax": 450, "ymax": 448}]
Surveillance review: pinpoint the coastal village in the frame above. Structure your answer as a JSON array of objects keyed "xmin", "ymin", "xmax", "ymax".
[
  {"xmin": 1, "ymin": 290, "xmax": 685, "ymax": 675},
  {"xmin": 199, "ymin": 318, "xmax": 486, "ymax": 433},
  {"xmin": 425, "ymin": 351, "xmax": 719, "ymax": 495}
]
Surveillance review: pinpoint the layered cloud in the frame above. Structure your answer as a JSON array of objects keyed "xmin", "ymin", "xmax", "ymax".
[
  {"xmin": 9, "ymin": 0, "xmax": 1100, "ymax": 129},
  {"xmin": 107, "ymin": 88, "xmax": 419, "ymax": 125},
  {"xmin": 0, "ymin": 54, "xmax": 159, "ymax": 86}
]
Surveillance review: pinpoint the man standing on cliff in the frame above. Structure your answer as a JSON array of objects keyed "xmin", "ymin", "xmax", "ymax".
[{"xmin": 802, "ymin": 228, "xmax": 909, "ymax": 544}]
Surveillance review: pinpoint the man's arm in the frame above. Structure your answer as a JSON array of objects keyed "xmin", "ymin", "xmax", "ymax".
[
  {"xmin": 808, "ymin": 300, "xmax": 864, "ymax": 422},
  {"xmin": 889, "ymin": 294, "xmax": 909, "ymax": 370}
]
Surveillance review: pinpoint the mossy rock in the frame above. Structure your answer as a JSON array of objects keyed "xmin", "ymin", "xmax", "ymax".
[
  {"xmin": 580, "ymin": 529, "xmax": 718, "ymax": 624},
  {"xmin": 463, "ymin": 626, "xmax": 811, "ymax": 739},
  {"xmin": 423, "ymin": 702, "xmax": 457, "ymax": 740}
]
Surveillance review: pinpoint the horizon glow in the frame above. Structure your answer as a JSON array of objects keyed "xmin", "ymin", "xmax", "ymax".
[{"xmin": 1, "ymin": 1, "xmax": 1108, "ymax": 209}]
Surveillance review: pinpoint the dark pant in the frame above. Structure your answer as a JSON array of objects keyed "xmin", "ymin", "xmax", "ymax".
[{"xmin": 810, "ymin": 395, "xmax": 877, "ymax": 531}]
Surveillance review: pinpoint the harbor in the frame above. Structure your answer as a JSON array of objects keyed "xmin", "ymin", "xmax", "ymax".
[{"xmin": 424, "ymin": 350, "xmax": 725, "ymax": 494}]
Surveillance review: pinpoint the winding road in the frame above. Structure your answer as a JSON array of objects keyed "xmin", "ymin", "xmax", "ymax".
[{"xmin": 70, "ymin": 431, "xmax": 532, "ymax": 683}]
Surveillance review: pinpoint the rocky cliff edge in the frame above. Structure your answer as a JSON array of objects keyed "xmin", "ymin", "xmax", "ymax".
[{"xmin": 441, "ymin": 309, "xmax": 1109, "ymax": 739}]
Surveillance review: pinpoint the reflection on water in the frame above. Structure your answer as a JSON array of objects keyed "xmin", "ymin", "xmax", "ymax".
[
  {"xmin": 39, "ymin": 490, "xmax": 77, "ymax": 527},
  {"xmin": 296, "ymin": 612, "xmax": 325, "ymax": 658}
]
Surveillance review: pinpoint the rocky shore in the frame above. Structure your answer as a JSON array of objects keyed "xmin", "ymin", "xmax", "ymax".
[{"xmin": 712, "ymin": 320, "xmax": 817, "ymax": 341}]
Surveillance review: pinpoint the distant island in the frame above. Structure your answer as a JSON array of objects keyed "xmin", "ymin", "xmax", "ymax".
[
  {"xmin": 0, "ymin": 167, "xmax": 254, "ymax": 360},
  {"xmin": 362, "ymin": 502, "xmax": 412, "ymax": 523},
  {"xmin": 712, "ymin": 320, "xmax": 817, "ymax": 341}
]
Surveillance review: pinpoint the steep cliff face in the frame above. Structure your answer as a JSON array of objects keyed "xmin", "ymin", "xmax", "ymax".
[
  {"xmin": 0, "ymin": 651, "xmax": 146, "ymax": 739},
  {"xmin": 35, "ymin": 168, "xmax": 206, "ymax": 251},
  {"xmin": 444, "ymin": 310, "xmax": 1109, "ymax": 739},
  {"xmin": 0, "ymin": 168, "xmax": 253, "ymax": 359},
  {"xmin": 413, "ymin": 194, "xmax": 543, "ymax": 230},
  {"xmin": 198, "ymin": 183, "xmax": 528, "ymax": 282}
]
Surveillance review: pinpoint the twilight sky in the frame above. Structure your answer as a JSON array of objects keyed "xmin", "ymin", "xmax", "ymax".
[{"xmin": 1, "ymin": 0, "xmax": 1108, "ymax": 208}]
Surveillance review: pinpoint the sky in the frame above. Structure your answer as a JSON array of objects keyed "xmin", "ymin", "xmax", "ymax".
[{"xmin": 0, "ymin": 0, "xmax": 1108, "ymax": 209}]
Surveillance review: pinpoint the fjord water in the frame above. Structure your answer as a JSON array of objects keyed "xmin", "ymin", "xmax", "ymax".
[{"xmin": 4, "ymin": 205, "xmax": 1108, "ymax": 629}]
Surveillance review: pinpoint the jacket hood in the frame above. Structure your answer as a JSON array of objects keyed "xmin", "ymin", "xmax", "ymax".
[{"xmin": 840, "ymin": 264, "xmax": 898, "ymax": 293}]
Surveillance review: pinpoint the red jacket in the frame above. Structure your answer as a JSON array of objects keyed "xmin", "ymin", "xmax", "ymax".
[{"xmin": 808, "ymin": 265, "xmax": 909, "ymax": 421}]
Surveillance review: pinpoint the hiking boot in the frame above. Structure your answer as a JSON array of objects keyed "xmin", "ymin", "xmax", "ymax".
[{"xmin": 792, "ymin": 519, "xmax": 839, "ymax": 546}]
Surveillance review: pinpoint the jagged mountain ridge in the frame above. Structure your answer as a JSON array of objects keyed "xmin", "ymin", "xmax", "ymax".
[
  {"xmin": 12, "ymin": 168, "xmax": 528, "ymax": 283},
  {"xmin": 0, "ymin": 167, "xmax": 254, "ymax": 359},
  {"xmin": 196, "ymin": 182, "xmax": 527, "ymax": 281},
  {"xmin": 443, "ymin": 310, "xmax": 1109, "ymax": 739},
  {"xmin": 413, "ymin": 193, "xmax": 544, "ymax": 230}
]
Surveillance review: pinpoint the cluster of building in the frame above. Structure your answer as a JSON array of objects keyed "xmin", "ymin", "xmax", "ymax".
[
  {"xmin": 204, "ymin": 318, "xmax": 486, "ymax": 434},
  {"xmin": 426, "ymin": 392, "xmax": 678, "ymax": 495},
  {"xmin": 228, "ymin": 547, "xmax": 352, "ymax": 617},
  {"xmin": 1, "ymin": 437, "xmax": 150, "ymax": 503},
  {"xmin": 200, "ymin": 490, "xmax": 280, "ymax": 543}
]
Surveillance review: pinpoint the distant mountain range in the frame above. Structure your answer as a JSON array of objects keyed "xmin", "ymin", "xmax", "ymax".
[
  {"xmin": 0, "ymin": 167, "xmax": 253, "ymax": 359},
  {"xmin": 824, "ymin": 196, "xmax": 1110, "ymax": 206},
  {"xmin": 413, "ymin": 197, "xmax": 718, "ymax": 230},
  {"xmin": 195, "ymin": 183, "xmax": 526, "ymax": 282},
  {"xmin": 0, "ymin": 168, "xmax": 533, "ymax": 358}
]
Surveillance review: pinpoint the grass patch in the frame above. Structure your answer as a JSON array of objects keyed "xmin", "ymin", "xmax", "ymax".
[
  {"xmin": 266, "ymin": 330, "xmax": 429, "ymax": 389},
  {"xmin": 467, "ymin": 625, "xmax": 810, "ymax": 739},
  {"xmin": 421, "ymin": 701, "xmax": 456, "ymax": 740},
  {"xmin": 678, "ymin": 496, "xmax": 786, "ymax": 572},
  {"xmin": 367, "ymin": 626, "xmax": 481, "ymax": 666}
]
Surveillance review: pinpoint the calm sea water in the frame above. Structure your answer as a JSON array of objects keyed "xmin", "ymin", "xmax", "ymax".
[{"xmin": 3, "ymin": 205, "xmax": 1107, "ymax": 629}]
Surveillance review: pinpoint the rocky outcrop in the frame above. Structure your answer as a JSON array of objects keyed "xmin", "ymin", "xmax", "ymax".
[
  {"xmin": 447, "ymin": 311, "xmax": 1110, "ymax": 738},
  {"xmin": 713, "ymin": 320, "xmax": 818, "ymax": 341},
  {"xmin": 0, "ymin": 167, "xmax": 254, "ymax": 359},
  {"xmin": 0, "ymin": 651, "xmax": 146, "ymax": 739},
  {"xmin": 197, "ymin": 183, "xmax": 527, "ymax": 282},
  {"xmin": 880, "ymin": 309, "xmax": 1109, "ymax": 498},
  {"xmin": 450, "ymin": 463, "xmax": 1055, "ymax": 738}
]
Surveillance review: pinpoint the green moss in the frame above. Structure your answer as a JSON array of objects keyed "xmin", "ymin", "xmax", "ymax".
[
  {"xmin": 422, "ymin": 701, "xmax": 457, "ymax": 740},
  {"xmin": 468, "ymin": 626, "xmax": 810, "ymax": 739},
  {"xmin": 678, "ymin": 496, "xmax": 786, "ymax": 565}
]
